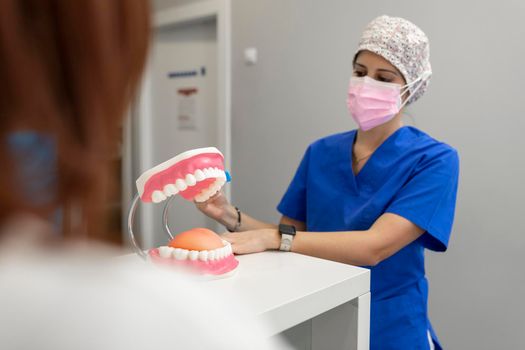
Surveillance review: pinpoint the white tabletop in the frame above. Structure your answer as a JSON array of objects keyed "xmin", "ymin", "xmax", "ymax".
[
  {"xmin": 205, "ymin": 251, "xmax": 370, "ymax": 336},
  {"xmin": 118, "ymin": 251, "xmax": 370, "ymax": 337}
]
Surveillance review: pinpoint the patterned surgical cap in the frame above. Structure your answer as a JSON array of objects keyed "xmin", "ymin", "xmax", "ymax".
[{"xmin": 355, "ymin": 15, "xmax": 432, "ymax": 104}]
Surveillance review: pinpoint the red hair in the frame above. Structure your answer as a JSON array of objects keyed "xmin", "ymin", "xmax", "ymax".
[{"xmin": 0, "ymin": 0, "xmax": 150, "ymax": 240}]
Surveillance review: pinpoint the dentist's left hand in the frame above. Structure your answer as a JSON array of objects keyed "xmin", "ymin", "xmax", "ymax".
[{"xmin": 222, "ymin": 229, "xmax": 281, "ymax": 255}]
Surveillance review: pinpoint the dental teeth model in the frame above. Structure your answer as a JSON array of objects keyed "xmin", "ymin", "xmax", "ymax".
[
  {"xmin": 149, "ymin": 228, "xmax": 239, "ymax": 276},
  {"xmin": 130, "ymin": 147, "xmax": 238, "ymax": 276},
  {"xmin": 136, "ymin": 147, "xmax": 227, "ymax": 203}
]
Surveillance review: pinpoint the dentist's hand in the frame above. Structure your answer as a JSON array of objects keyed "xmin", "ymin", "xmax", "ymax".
[
  {"xmin": 222, "ymin": 229, "xmax": 281, "ymax": 255},
  {"xmin": 195, "ymin": 191, "xmax": 237, "ymax": 230}
]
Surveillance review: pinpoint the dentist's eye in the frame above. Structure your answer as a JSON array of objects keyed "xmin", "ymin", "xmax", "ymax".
[
  {"xmin": 353, "ymin": 71, "xmax": 366, "ymax": 77},
  {"xmin": 377, "ymin": 76, "xmax": 393, "ymax": 83}
]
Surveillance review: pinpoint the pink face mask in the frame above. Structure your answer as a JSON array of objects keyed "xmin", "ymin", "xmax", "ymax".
[{"xmin": 346, "ymin": 76, "xmax": 409, "ymax": 131}]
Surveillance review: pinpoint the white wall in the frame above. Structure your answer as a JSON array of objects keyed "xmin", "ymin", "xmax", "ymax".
[
  {"xmin": 230, "ymin": 1, "xmax": 525, "ymax": 349},
  {"xmin": 153, "ymin": 0, "xmax": 525, "ymax": 348}
]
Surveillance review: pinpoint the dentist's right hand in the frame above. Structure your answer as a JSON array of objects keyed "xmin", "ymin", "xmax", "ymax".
[{"xmin": 195, "ymin": 191, "xmax": 238, "ymax": 231}]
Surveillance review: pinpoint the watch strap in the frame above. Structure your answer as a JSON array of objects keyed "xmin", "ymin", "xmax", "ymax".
[{"xmin": 278, "ymin": 224, "xmax": 296, "ymax": 251}]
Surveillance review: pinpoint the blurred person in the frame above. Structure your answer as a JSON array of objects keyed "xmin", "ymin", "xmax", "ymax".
[
  {"xmin": 0, "ymin": 0, "xmax": 149, "ymax": 240},
  {"xmin": 0, "ymin": 1, "xmax": 286, "ymax": 349}
]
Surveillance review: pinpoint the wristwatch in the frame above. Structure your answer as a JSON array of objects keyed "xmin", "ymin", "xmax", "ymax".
[{"xmin": 278, "ymin": 224, "xmax": 296, "ymax": 252}]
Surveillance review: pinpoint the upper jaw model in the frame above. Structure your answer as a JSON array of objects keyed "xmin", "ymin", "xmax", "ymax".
[{"xmin": 136, "ymin": 147, "xmax": 227, "ymax": 204}]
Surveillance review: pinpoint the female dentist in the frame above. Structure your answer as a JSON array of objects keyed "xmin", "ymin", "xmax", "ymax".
[{"xmin": 197, "ymin": 15, "xmax": 459, "ymax": 350}]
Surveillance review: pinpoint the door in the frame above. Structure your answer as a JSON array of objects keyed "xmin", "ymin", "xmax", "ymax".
[{"xmin": 132, "ymin": 17, "xmax": 221, "ymax": 248}]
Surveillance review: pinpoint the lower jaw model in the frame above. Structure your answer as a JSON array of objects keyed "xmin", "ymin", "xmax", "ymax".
[
  {"xmin": 135, "ymin": 147, "xmax": 239, "ymax": 277},
  {"xmin": 149, "ymin": 228, "xmax": 239, "ymax": 277}
]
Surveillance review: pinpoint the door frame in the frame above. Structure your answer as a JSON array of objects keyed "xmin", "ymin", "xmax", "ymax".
[{"xmin": 130, "ymin": 0, "xmax": 232, "ymax": 249}]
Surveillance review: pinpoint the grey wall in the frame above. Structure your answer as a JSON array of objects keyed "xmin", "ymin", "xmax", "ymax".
[{"xmin": 231, "ymin": 1, "xmax": 525, "ymax": 349}]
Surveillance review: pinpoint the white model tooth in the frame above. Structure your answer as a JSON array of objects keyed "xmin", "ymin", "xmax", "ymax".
[
  {"xmin": 175, "ymin": 179, "xmax": 188, "ymax": 191},
  {"xmin": 152, "ymin": 190, "xmax": 166, "ymax": 203},
  {"xmin": 164, "ymin": 184, "xmax": 178, "ymax": 196},
  {"xmin": 217, "ymin": 170, "xmax": 226, "ymax": 180},
  {"xmin": 180, "ymin": 249, "xmax": 189, "ymax": 260},
  {"xmin": 208, "ymin": 250, "xmax": 216, "ymax": 261},
  {"xmin": 185, "ymin": 174, "xmax": 197, "ymax": 186},
  {"xmin": 203, "ymin": 189, "xmax": 214, "ymax": 200},
  {"xmin": 198, "ymin": 250, "xmax": 208, "ymax": 261},
  {"xmin": 217, "ymin": 248, "xmax": 224, "ymax": 259},
  {"xmin": 189, "ymin": 250, "xmax": 199, "ymax": 261},
  {"xmin": 195, "ymin": 193, "xmax": 205, "ymax": 203},
  {"xmin": 194, "ymin": 169, "xmax": 205, "ymax": 181},
  {"xmin": 204, "ymin": 189, "xmax": 215, "ymax": 199},
  {"xmin": 203, "ymin": 168, "xmax": 212, "ymax": 177},
  {"xmin": 210, "ymin": 184, "xmax": 221, "ymax": 195},
  {"xmin": 159, "ymin": 246, "xmax": 174, "ymax": 258},
  {"xmin": 173, "ymin": 248, "xmax": 185, "ymax": 260}
]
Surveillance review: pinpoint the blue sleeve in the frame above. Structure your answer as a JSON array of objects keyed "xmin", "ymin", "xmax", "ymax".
[
  {"xmin": 276, "ymin": 147, "xmax": 311, "ymax": 223},
  {"xmin": 385, "ymin": 148, "xmax": 460, "ymax": 252}
]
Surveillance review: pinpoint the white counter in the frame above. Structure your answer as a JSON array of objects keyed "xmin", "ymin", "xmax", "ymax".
[
  {"xmin": 210, "ymin": 251, "xmax": 369, "ymax": 332},
  {"xmin": 120, "ymin": 250, "xmax": 370, "ymax": 349}
]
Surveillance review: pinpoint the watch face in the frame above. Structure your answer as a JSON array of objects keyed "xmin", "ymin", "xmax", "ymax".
[{"xmin": 279, "ymin": 224, "xmax": 296, "ymax": 236}]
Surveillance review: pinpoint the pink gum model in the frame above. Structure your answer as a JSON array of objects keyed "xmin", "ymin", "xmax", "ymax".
[{"xmin": 136, "ymin": 147, "xmax": 227, "ymax": 203}]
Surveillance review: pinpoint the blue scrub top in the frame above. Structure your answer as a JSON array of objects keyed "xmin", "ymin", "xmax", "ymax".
[{"xmin": 277, "ymin": 126, "xmax": 459, "ymax": 350}]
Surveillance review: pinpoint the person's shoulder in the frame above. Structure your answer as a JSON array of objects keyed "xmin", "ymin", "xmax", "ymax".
[{"xmin": 405, "ymin": 127, "xmax": 459, "ymax": 171}]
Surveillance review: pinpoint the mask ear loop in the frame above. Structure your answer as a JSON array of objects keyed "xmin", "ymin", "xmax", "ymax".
[{"xmin": 398, "ymin": 72, "xmax": 431, "ymax": 109}]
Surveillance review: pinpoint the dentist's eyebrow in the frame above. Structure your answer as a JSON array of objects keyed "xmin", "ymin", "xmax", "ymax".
[
  {"xmin": 377, "ymin": 68, "xmax": 400, "ymax": 77},
  {"xmin": 354, "ymin": 62, "xmax": 401, "ymax": 77}
]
